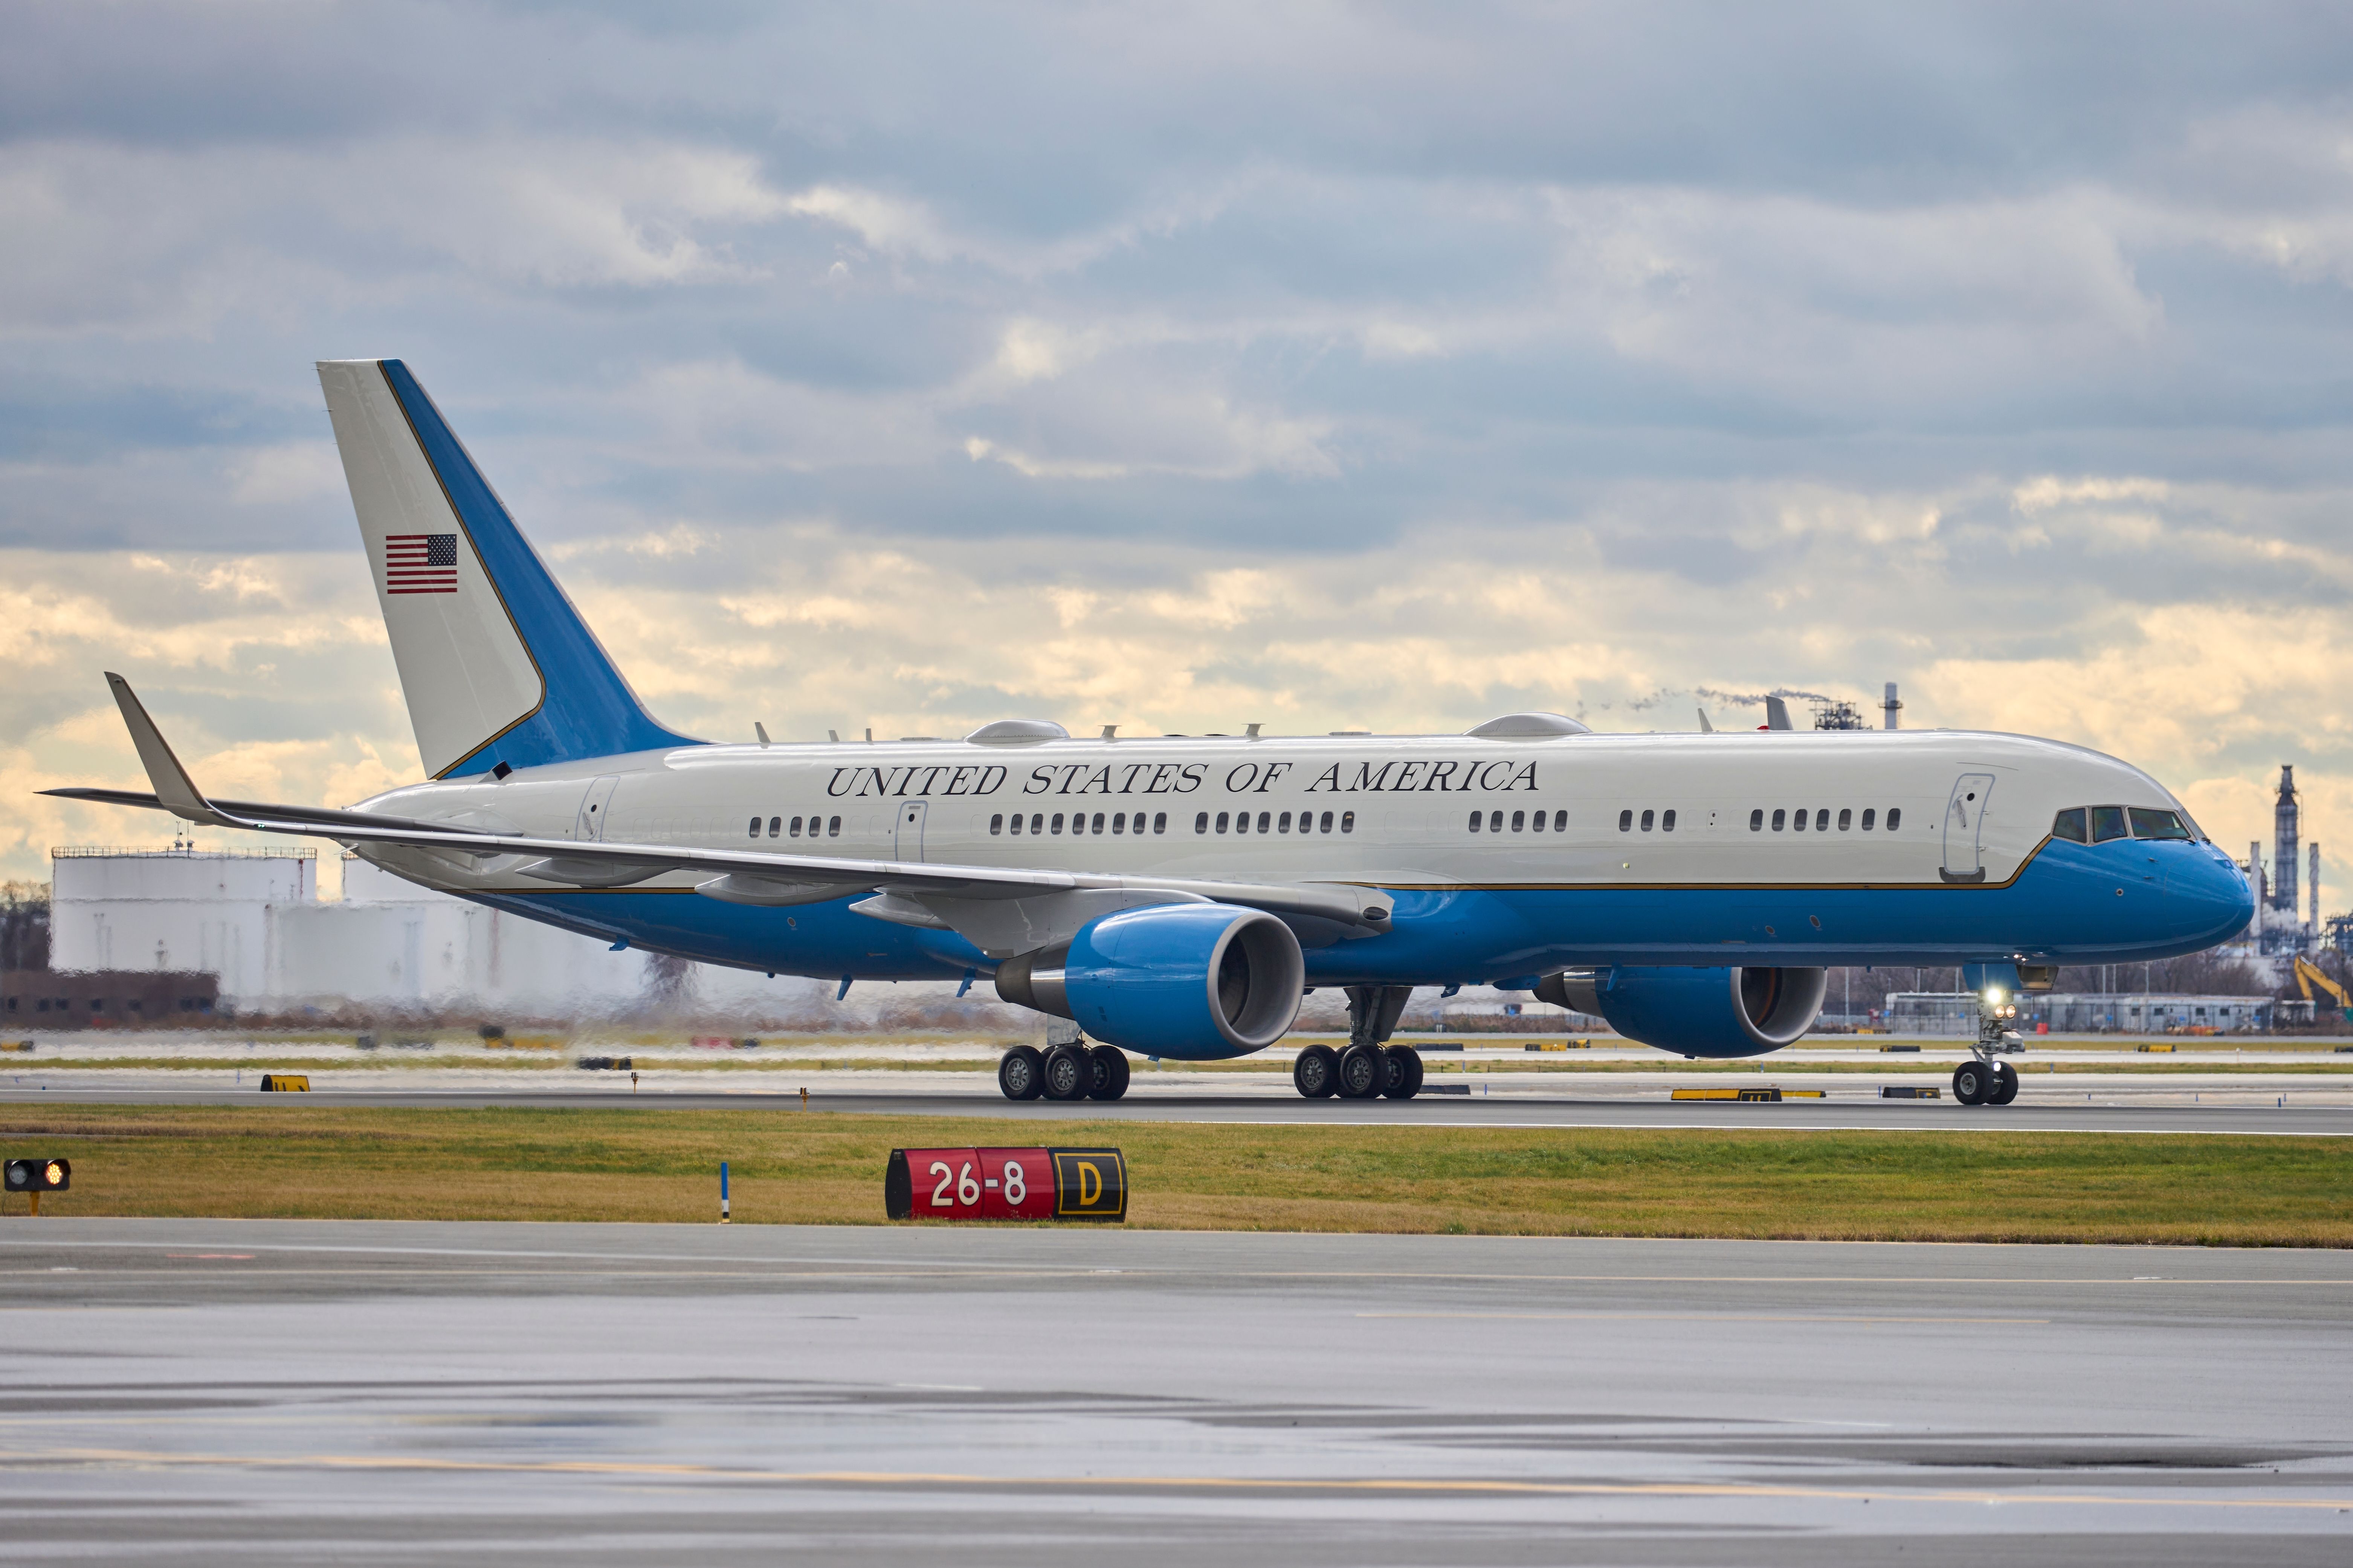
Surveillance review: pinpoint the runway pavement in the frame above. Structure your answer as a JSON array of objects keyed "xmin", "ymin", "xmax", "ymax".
[
  {"xmin": 1, "ymin": 1220, "xmax": 2347, "ymax": 1565},
  {"xmin": 5, "ymin": 1074, "xmax": 2352, "ymax": 1135}
]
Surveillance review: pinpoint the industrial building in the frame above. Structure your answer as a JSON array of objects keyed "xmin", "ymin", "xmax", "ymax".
[
  {"xmin": 1886, "ymin": 990, "xmax": 2275, "ymax": 1036},
  {"xmin": 35, "ymin": 842, "xmax": 798, "ymax": 1019},
  {"xmin": 2241, "ymin": 764, "xmax": 2323, "ymax": 959}
]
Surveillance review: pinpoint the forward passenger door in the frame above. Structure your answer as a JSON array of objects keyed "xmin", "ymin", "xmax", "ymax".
[
  {"xmin": 894, "ymin": 800, "xmax": 928, "ymax": 862},
  {"xmin": 1941, "ymin": 773, "xmax": 1996, "ymax": 883}
]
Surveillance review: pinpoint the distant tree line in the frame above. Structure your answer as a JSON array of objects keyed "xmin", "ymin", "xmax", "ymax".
[{"xmin": 0, "ymin": 882, "xmax": 47, "ymax": 972}]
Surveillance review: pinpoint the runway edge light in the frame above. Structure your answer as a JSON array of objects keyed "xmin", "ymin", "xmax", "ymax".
[{"xmin": 5, "ymin": 1155, "xmax": 70, "ymax": 1216}]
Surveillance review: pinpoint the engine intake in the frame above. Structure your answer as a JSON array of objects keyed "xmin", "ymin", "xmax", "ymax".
[
  {"xmin": 1537, "ymin": 965, "xmax": 1828, "ymax": 1059},
  {"xmin": 995, "ymin": 902, "xmax": 1305, "ymax": 1060}
]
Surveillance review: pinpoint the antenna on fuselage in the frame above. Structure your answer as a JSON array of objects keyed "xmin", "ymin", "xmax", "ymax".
[
  {"xmin": 1696, "ymin": 708, "xmax": 1714, "ymax": 733},
  {"xmin": 828, "ymin": 729, "xmax": 839, "ymax": 743},
  {"xmin": 754, "ymin": 722, "xmax": 770, "ymax": 747}
]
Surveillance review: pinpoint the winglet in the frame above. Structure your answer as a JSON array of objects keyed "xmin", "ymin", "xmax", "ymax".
[{"xmin": 103, "ymin": 674, "xmax": 231, "ymax": 827}]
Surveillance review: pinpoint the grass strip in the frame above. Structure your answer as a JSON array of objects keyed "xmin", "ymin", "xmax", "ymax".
[{"xmin": 0, "ymin": 1106, "xmax": 2346, "ymax": 1244}]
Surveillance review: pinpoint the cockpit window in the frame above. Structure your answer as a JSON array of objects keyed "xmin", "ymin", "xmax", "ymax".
[
  {"xmin": 2051, "ymin": 808, "xmax": 2088, "ymax": 843},
  {"xmin": 2088, "ymin": 805, "xmax": 2130, "ymax": 843},
  {"xmin": 2129, "ymin": 807, "xmax": 2192, "ymax": 840}
]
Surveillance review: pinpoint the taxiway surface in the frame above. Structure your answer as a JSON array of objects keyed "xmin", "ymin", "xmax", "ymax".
[
  {"xmin": 2, "ymin": 1220, "xmax": 2348, "ymax": 1564},
  {"xmin": 5, "ymin": 1076, "xmax": 2350, "ymax": 1135}
]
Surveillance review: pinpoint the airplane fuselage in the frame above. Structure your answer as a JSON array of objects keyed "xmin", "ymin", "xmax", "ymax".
[{"xmin": 352, "ymin": 726, "xmax": 2254, "ymax": 1000}]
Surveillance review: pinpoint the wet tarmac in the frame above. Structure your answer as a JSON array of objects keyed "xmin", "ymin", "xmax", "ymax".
[{"xmin": 2, "ymin": 1220, "xmax": 2349, "ymax": 1564}]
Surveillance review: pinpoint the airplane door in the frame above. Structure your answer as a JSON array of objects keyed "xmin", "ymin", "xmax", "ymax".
[
  {"xmin": 1941, "ymin": 773, "xmax": 1996, "ymax": 883},
  {"xmin": 574, "ymin": 776, "xmax": 620, "ymax": 842},
  {"xmin": 894, "ymin": 799, "xmax": 928, "ymax": 862}
]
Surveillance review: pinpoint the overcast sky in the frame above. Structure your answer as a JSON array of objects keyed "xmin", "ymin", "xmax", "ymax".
[{"xmin": 6, "ymin": 2, "xmax": 2353, "ymax": 902}]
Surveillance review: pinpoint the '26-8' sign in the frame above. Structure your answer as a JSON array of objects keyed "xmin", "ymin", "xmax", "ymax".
[{"xmin": 884, "ymin": 1147, "xmax": 1126, "ymax": 1222}]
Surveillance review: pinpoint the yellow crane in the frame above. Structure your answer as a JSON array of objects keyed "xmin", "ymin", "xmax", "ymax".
[{"xmin": 2291, "ymin": 955, "xmax": 2353, "ymax": 1021}]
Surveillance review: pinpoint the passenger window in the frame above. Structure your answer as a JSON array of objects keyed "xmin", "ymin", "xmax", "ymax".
[
  {"xmin": 1553, "ymin": 810, "xmax": 1566, "ymax": 831},
  {"xmin": 2051, "ymin": 807, "xmax": 2087, "ymax": 843},
  {"xmin": 1489, "ymin": 810, "xmax": 1503, "ymax": 832},
  {"xmin": 1030, "ymin": 814, "xmax": 1044, "ymax": 835},
  {"xmin": 1322, "ymin": 811, "xmax": 1335, "ymax": 833},
  {"xmin": 1154, "ymin": 811, "xmax": 1167, "ymax": 834},
  {"xmin": 1469, "ymin": 811, "xmax": 1483, "ymax": 833},
  {"xmin": 791, "ymin": 816, "xmax": 804, "ymax": 837},
  {"xmin": 1514, "ymin": 810, "xmax": 1527, "ymax": 832},
  {"xmin": 1094, "ymin": 812, "xmax": 1107, "ymax": 834},
  {"xmin": 1815, "ymin": 808, "xmax": 1829, "ymax": 832},
  {"xmin": 990, "ymin": 813, "xmax": 1004, "ymax": 835},
  {"xmin": 1196, "ymin": 811, "xmax": 1209, "ymax": 833},
  {"xmin": 1837, "ymin": 808, "xmax": 1851, "ymax": 831},
  {"xmin": 1342, "ymin": 811, "xmax": 1355, "ymax": 833},
  {"xmin": 1235, "ymin": 812, "xmax": 1249, "ymax": 834},
  {"xmin": 1793, "ymin": 808, "xmax": 1808, "ymax": 832},
  {"xmin": 1771, "ymin": 809, "xmax": 1785, "ymax": 831},
  {"xmin": 769, "ymin": 816, "xmax": 781, "ymax": 837},
  {"xmin": 1661, "ymin": 809, "xmax": 1676, "ymax": 832},
  {"xmin": 1256, "ymin": 811, "xmax": 1269, "ymax": 833},
  {"xmin": 1052, "ymin": 813, "xmax": 1066, "ymax": 834},
  {"xmin": 2088, "ymin": 806, "xmax": 2128, "ymax": 842},
  {"xmin": 1886, "ymin": 807, "xmax": 1901, "ymax": 831},
  {"xmin": 828, "ymin": 816, "xmax": 841, "ymax": 836},
  {"xmin": 1531, "ymin": 810, "xmax": 1546, "ymax": 833},
  {"xmin": 1009, "ymin": 813, "xmax": 1023, "ymax": 835},
  {"xmin": 1861, "ymin": 808, "xmax": 1875, "ymax": 830},
  {"xmin": 1638, "ymin": 809, "xmax": 1652, "ymax": 832},
  {"xmin": 1750, "ymin": 808, "xmax": 1763, "ymax": 831},
  {"xmin": 2129, "ymin": 807, "xmax": 2191, "ymax": 841},
  {"xmin": 1278, "ymin": 811, "xmax": 1293, "ymax": 833},
  {"xmin": 747, "ymin": 816, "xmax": 760, "ymax": 837},
  {"xmin": 1112, "ymin": 813, "xmax": 1125, "ymax": 834},
  {"xmin": 1619, "ymin": 809, "xmax": 1633, "ymax": 831},
  {"xmin": 1216, "ymin": 811, "xmax": 1230, "ymax": 833}
]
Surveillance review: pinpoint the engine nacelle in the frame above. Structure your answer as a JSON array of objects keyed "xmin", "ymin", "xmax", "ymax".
[
  {"xmin": 994, "ymin": 902, "xmax": 1305, "ymax": 1061},
  {"xmin": 1537, "ymin": 966, "xmax": 1828, "ymax": 1059}
]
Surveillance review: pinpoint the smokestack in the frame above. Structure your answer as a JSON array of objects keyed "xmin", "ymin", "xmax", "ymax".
[
  {"xmin": 2249, "ymin": 841, "xmax": 2265, "ymax": 939},
  {"xmin": 1882, "ymin": 682, "xmax": 1902, "ymax": 731},
  {"xmin": 2275, "ymin": 766, "xmax": 2301, "ymax": 914},
  {"xmin": 2312, "ymin": 843, "xmax": 2322, "ymax": 932}
]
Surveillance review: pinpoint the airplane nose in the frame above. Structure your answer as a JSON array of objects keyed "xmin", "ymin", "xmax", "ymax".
[{"xmin": 2177, "ymin": 850, "xmax": 2256, "ymax": 944}]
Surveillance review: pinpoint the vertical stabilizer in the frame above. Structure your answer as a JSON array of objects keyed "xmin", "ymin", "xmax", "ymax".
[{"xmin": 317, "ymin": 360, "xmax": 696, "ymax": 777}]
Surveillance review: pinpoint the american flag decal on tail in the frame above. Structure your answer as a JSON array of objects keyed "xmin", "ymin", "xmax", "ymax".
[{"xmin": 385, "ymin": 533, "xmax": 458, "ymax": 595}]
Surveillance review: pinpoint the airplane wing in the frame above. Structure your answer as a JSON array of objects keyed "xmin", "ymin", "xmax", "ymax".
[{"xmin": 43, "ymin": 676, "xmax": 1393, "ymax": 946}]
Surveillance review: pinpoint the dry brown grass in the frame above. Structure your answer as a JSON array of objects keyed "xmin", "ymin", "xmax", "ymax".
[{"xmin": 0, "ymin": 1104, "xmax": 2345, "ymax": 1244}]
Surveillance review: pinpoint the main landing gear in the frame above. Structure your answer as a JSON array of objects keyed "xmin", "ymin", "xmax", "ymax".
[
  {"xmin": 998, "ymin": 1037, "xmax": 1129, "ymax": 1102},
  {"xmin": 1952, "ymin": 992, "xmax": 2026, "ymax": 1107},
  {"xmin": 1293, "ymin": 985, "xmax": 1423, "ymax": 1100}
]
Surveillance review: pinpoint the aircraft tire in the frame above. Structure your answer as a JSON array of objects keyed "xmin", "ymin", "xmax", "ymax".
[
  {"xmin": 1336, "ymin": 1043, "xmax": 1383, "ymax": 1099},
  {"xmin": 1293, "ymin": 1044, "xmax": 1340, "ymax": 1098},
  {"xmin": 1990, "ymin": 1061, "xmax": 2019, "ymax": 1105},
  {"xmin": 999, "ymin": 1046, "xmax": 1045, "ymax": 1101},
  {"xmin": 1952, "ymin": 1061, "xmax": 1990, "ymax": 1106},
  {"xmin": 1041, "ymin": 1043, "xmax": 1092, "ymax": 1101},
  {"xmin": 1380, "ymin": 1046, "xmax": 1423, "ymax": 1100},
  {"xmin": 1087, "ymin": 1044, "xmax": 1130, "ymax": 1101}
]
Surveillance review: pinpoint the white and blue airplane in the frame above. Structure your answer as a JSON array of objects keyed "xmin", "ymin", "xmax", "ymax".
[{"xmin": 51, "ymin": 360, "xmax": 2255, "ymax": 1105}]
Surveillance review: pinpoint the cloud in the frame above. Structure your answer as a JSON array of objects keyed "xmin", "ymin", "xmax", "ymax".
[{"xmin": 10, "ymin": 3, "xmax": 2353, "ymax": 909}]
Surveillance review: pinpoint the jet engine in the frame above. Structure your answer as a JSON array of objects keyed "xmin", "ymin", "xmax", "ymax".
[
  {"xmin": 1537, "ymin": 966, "xmax": 1828, "ymax": 1059},
  {"xmin": 994, "ymin": 902, "xmax": 1305, "ymax": 1060}
]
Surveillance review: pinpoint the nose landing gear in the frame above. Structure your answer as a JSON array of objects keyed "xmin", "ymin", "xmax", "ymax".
[{"xmin": 1953, "ymin": 994, "xmax": 2026, "ymax": 1107}]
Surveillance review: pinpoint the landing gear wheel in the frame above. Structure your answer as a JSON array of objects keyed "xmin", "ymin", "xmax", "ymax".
[
  {"xmin": 998, "ymin": 1045, "xmax": 1045, "ymax": 1101},
  {"xmin": 1952, "ymin": 1060, "xmax": 1990, "ymax": 1106},
  {"xmin": 1336, "ymin": 1043, "xmax": 1383, "ymax": 1099},
  {"xmin": 1990, "ymin": 1060, "xmax": 2019, "ymax": 1106},
  {"xmin": 1041, "ymin": 1043, "xmax": 1091, "ymax": 1101},
  {"xmin": 1293, "ymin": 1044, "xmax": 1340, "ymax": 1098},
  {"xmin": 1087, "ymin": 1044, "xmax": 1130, "ymax": 1101},
  {"xmin": 1380, "ymin": 1046, "xmax": 1424, "ymax": 1100}
]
